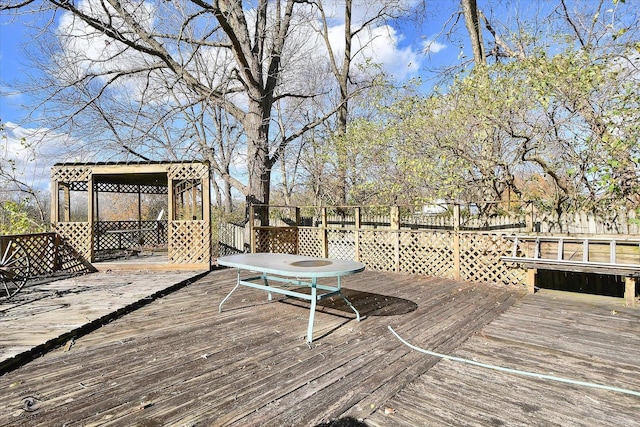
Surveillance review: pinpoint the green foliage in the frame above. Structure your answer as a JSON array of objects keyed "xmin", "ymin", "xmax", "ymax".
[
  {"xmin": 0, "ymin": 200, "xmax": 46, "ymax": 235},
  {"xmin": 331, "ymin": 5, "xmax": 640, "ymax": 215}
]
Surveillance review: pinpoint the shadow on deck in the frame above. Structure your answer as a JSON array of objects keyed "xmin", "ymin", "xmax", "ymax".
[{"xmin": 1, "ymin": 269, "xmax": 638, "ymax": 426}]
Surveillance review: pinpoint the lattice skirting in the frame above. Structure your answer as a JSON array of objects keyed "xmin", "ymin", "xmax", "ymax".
[
  {"xmin": 358, "ymin": 230, "xmax": 395, "ymax": 271},
  {"xmin": 298, "ymin": 228, "xmax": 323, "ymax": 257},
  {"xmin": 169, "ymin": 221, "xmax": 211, "ymax": 264},
  {"xmin": 398, "ymin": 231, "xmax": 456, "ymax": 279},
  {"xmin": 255, "ymin": 228, "xmax": 298, "ymax": 254},
  {"xmin": 2, "ymin": 233, "xmax": 93, "ymax": 277},
  {"xmin": 459, "ymin": 233, "xmax": 527, "ymax": 286},
  {"xmin": 327, "ymin": 230, "xmax": 356, "ymax": 260}
]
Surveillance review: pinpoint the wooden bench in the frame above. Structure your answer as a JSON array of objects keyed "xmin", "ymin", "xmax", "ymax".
[{"xmin": 501, "ymin": 236, "xmax": 640, "ymax": 307}]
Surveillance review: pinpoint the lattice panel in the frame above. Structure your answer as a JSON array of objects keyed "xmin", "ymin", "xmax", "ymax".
[
  {"xmin": 168, "ymin": 163, "xmax": 208, "ymax": 180},
  {"xmin": 298, "ymin": 228, "xmax": 322, "ymax": 257},
  {"xmin": 95, "ymin": 182, "xmax": 167, "ymax": 194},
  {"xmin": 254, "ymin": 228, "xmax": 298, "ymax": 254},
  {"xmin": 359, "ymin": 230, "xmax": 396, "ymax": 271},
  {"xmin": 399, "ymin": 231, "xmax": 456, "ymax": 279},
  {"xmin": 94, "ymin": 221, "xmax": 167, "ymax": 252},
  {"xmin": 3, "ymin": 234, "xmax": 53, "ymax": 277},
  {"xmin": 69, "ymin": 181, "xmax": 89, "ymax": 191},
  {"xmin": 327, "ymin": 230, "xmax": 355, "ymax": 260},
  {"xmin": 2, "ymin": 233, "xmax": 94, "ymax": 278},
  {"xmin": 52, "ymin": 166, "xmax": 92, "ymax": 183},
  {"xmin": 459, "ymin": 233, "xmax": 526, "ymax": 286},
  {"xmin": 169, "ymin": 221, "xmax": 210, "ymax": 264},
  {"xmin": 54, "ymin": 222, "xmax": 92, "ymax": 261}
]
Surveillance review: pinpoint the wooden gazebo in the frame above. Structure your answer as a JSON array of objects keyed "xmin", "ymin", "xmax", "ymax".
[{"xmin": 51, "ymin": 161, "xmax": 211, "ymax": 270}]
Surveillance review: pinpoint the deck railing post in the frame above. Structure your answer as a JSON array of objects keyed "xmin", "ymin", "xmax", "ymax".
[
  {"xmin": 53, "ymin": 233, "xmax": 62, "ymax": 272},
  {"xmin": 354, "ymin": 207, "xmax": 361, "ymax": 261},
  {"xmin": 391, "ymin": 206, "xmax": 400, "ymax": 272},
  {"xmin": 250, "ymin": 205, "xmax": 256, "ymax": 253},
  {"xmin": 295, "ymin": 207, "xmax": 301, "ymax": 254},
  {"xmin": 321, "ymin": 207, "xmax": 328, "ymax": 258},
  {"xmin": 527, "ymin": 268, "xmax": 537, "ymax": 294},
  {"xmin": 453, "ymin": 203, "xmax": 461, "ymax": 281}
]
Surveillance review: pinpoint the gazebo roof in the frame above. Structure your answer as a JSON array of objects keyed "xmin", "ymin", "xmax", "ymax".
[
  {"xmin": 52, "ymin": 160, "xmax": 205, "ymax": 167},
  {"xmin": 51, "ymin": 160, "xmax": 208, "ymax": 192}
]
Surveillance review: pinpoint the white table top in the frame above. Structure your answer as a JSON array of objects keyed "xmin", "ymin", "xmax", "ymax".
[{"xmin": 217, "ymin": 253, "xmax": 365, "ymax": 278}]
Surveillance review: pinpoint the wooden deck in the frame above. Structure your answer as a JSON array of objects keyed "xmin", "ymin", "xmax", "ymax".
[
  {"xmin": 0, "ymin": 270, "xmax": 207, "ymax": 370},
  {"xmin": 1, "ymin": 269, "xmax": 638, "ymax": 426}
]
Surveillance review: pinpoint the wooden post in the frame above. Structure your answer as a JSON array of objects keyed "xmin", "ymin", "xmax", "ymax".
[
  {"xmin": 321, "ymin": 207, "xmax": 328, "ymax": 258},
  {"xmin": 250, "ymin": 204, "xmax": 256, "ymax": 253},
  {"xmin": 202, "ymin": 170, "xmax": 211, "ymax": 264},
  {"xmin": 354, "ymin": 207, "xmax": 361, "ymax": 261},
  {"xmin": 295, "ymin": 207, "xmax": 301, "ymax": 226},
  {"xmin": 390, "ymin": 206, "xmax": 400, "ymax": 230},
  {"xmin": 295, "ymin": 207, "xmax": 300, "ymax": 254},
  {"xmin": 87, "ymin": 174, "xmax": 95, "ymax": 261},
  {"xmin": 62, "ymin": 183, "xmax": 71, "ymax": 222},
  {"xmin": 527, "ymin": 268, "xmax": 537, "ymax": 294},
  {"xmin": 625, "ymin": 276, "xmax": 636, "ymax": 307},
  {"xmin": 53, "ymin": 232, "xmax": 62, "ymax": 272},
  {"xmin": 453, "ymin": 203, "xmax": 461, "ymax": 281},
  {"xmin": 391, "ymin": 206, "xmax": 400, "ymax": 272},
  {"xmin": 526, "ymin": 202, "xmax": 534, "ymax": 233},
  {"xmin": 50, "ymin": 177, "xmax": 58, "ymax": 225}
]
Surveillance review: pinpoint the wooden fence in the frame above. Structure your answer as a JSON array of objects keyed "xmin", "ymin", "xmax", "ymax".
[
  {"xmin": 244, "ymin": 206, "xmax": 528, "ymax": 287},
  {"xmin": 291, "ymin": 204, "xmax": 640, "ymax": 234},
  {"xmin": 216, "ymin": 204, "xmax": 640, "ymax": 292},
  {"xmin": 217, "ymin": 222, "xmax": 247, "ymax": 256}
]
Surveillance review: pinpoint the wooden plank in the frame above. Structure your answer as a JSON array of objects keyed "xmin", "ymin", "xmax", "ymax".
[
  {"xmin": 4, "ymin": 269, "xmax": 636, "ymax": 426},
  {"xmin": 501, "ymin": 256, "xmax": 640, "ymax": 277},
  {"xmin": 366, "ymin": 290, "xmax": 640, "ymax": 426}
]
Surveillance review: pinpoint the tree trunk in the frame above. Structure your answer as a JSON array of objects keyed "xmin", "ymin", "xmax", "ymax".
[{"xmin": 461, "ymin": 0, "xmax": 485, "ymax": 65}]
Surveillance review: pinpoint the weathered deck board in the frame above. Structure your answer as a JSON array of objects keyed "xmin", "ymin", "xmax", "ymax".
[
  {"xmin": 0, "ymin": 269, "xmax": 519, "ymax": 425},
  {"xmin": 0, "ymin": 270, "xmax": 206, "ymax": 370},
  {"xmin": 1, "ymin": 268, "xmax": 637, "ymax": 426},
  {"xmin": 365, "ymin": 290, "xmax": 640, "ymax": 427}
]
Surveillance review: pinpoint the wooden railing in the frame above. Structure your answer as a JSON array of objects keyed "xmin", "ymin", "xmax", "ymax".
[
  {"xmin": 240, "ymin": 205, "xmax": 639, "ymax": 306},
  {"xmin": 94, "ymin": 220, "xmax": 168, "ymax": 252},
  {"xmin": 248, "ymin": 206, "xmax": 527, "ymax": 289},
  {"xmin": 501, "ymin": 235, "xmax": 640, "ymax": 306},
  {"xmin": 0, "ymin": 232, "xmax": 95, "ymax": 279}
]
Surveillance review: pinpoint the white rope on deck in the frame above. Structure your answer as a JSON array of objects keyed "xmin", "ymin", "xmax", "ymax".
[{"xmin": 388, "ymin": 326, "xmax": 640, "ymax": 397}]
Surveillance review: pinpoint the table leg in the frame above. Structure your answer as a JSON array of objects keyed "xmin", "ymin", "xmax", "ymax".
[
  {"xmin": 307, "ymin": 277, "xmax": 318, "ymax": 343},
  {"xmin": 219, "ymin": 268, "xmax": 241, "ymax": 313},
  {"xmin": 336, "ymin": 276, "xmax": 360, "ymax": 321},
  {"xmin": 263, "ymin": 272, "xmax": 272, "ymax": 301}
]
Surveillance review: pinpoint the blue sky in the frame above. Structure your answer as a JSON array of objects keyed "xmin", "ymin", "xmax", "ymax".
[
  {"xmin": 0, "ymin": 3, "xmax": 462, "ymax": 126},
  {"xmin": 0, "ymin": 1, "xmax": 464, "ymax": 192},
  {"xmin": 0, "ymin": 15, "xmax": 27, "ymax": 124}
]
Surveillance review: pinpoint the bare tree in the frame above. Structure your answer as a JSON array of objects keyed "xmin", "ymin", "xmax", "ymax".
[
  {"xmin": 310, "ymin": 0, "xmax": 406, "ymax": 205},
  {"xmin": 2, "ymin": 0, "xmax": 347, "ymax": 223}
]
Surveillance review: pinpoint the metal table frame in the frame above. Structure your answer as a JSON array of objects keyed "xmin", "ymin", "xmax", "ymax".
[{"xmin": 217, "ymin": 253, "xmax": 365, "ymax": 343}]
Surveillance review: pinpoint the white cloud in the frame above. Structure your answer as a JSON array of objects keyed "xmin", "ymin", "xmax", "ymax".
[
  {"xmin": 422, "ymin": 38, "xmax": 447, "ymax": 54},
  {"xmin": 1, "ymin": 122, "xmax": 93, "ymax": 191},
  {"xmin": 324, "ymin": 23, "xmax": 423, "ymax": 81}
]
